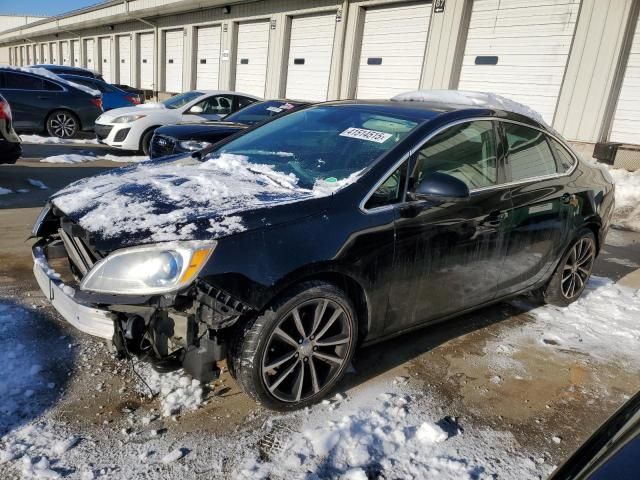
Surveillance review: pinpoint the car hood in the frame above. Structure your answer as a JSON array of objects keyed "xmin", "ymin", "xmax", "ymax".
[
  {"xmin": 99, "ymin": 104, "xmax": 169, "ymax": 121},
  {"xmin": 155, "ymin": 122, "xmax": 247, "ymax": 139},
  {"xmin": 50, "ymin": 153, "xmax": 355, "ymax": 251}
]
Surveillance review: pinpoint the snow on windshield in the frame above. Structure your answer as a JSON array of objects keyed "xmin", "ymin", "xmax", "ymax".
[
  {"xmin": 51, "ymin": 153, "xmax": 360, "ymax": 242},
  {"xmin": 0, "ymin": 65, "xmax": 101, "ymax": 97},
  {"xmin": 392, "ymin": 90, "xmax": 549, "ymax": 128}
]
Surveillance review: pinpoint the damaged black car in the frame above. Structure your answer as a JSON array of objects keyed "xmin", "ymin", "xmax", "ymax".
[{"xmin": 31, "ymin": 92, "xmax": 615, "ymax": 410}]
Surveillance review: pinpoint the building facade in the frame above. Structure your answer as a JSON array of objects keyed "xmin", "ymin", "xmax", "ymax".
[{"xmin": 0, "ymin": 0, "xmax": 638, "ymax": 162}]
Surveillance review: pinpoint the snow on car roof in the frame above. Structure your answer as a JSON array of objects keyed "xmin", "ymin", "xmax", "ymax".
[
  {"xmin": 391, "ymin": 90, "xmax": 548, "ymax": 128},
  {"xmin": 0, "ymin": 65, "xmax": 101, "ymax": 97}
]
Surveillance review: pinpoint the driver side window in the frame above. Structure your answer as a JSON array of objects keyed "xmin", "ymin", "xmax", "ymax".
[
  {"xmin": 195, "ymin": 95, "xmax": 234, "ymax": 115},
  {"xmin": 413, "ymin": 120, "xmax": 497, "ymax": 190}
]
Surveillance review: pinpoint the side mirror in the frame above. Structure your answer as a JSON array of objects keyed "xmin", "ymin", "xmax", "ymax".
[
  {"xmin": 188, "ymin": 105, "xmax": 204, "ymax": 114},
  {"xmin": 414, "ymin": 172, "xmax": 470, "ymax": 202}
]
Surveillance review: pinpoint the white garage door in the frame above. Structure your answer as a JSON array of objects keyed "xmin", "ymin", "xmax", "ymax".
[
  {"xmin": 50, "ymin": 42, "xmax": 58, "ymax": 64},
  {"xmin": 235, "ymin": 20, "xmax": 270, "ymax": 97},
  {"xmin": 20, "ymin": 46, "xmax": 25, "ymax": 66},
  {"xmin": 118, "ymin": 35, "xmax": 132, "ymax": 86},
  {"xmin": 41, "ymin": 44, "xmax": 49, "ymax": 64},
  {"xmin": 610, "ymin": 14, "xmax": 640, "ymax": 144},
  {"xmin": 61, "ymin": 42, "xmax": 70, "ymax": 65},
  {"xmin": 285, "ymin": 13, "xmax": 337, "ymax": 101},
  {"xmin": 33, "ymin": 45, "xmax": 39, "ymax": 64},
  {"xmin": 26, "ymin": 45, "xmax": 32, "ymax": 65},
  {"xmin": 195, "ymin": 25, "xmax": 221, "ymax": 90},
  {"xmin": 458, "ymin": 0, "xmax": 580, "ymax": 124},
  {"xmin": 139, "ymin": 33, "xmax": 155, "ymax": 90},
  {"xmin": 71, "ymin": 40, "xmax": 80, "ymax": 66},
  {"xmin": 356, "ymin": 2, "xmax": 431, "ymax": 99},
  {"xmin": 164, "ymin": 29, "xmax": 184, "ymax": 93},
  {"xmin": 84, "ymin": 39, "xmax": 95, "ymax": 68},
  {"xmin": 100, "ymin": 37, "xmax": 112, "ymax": 82}
]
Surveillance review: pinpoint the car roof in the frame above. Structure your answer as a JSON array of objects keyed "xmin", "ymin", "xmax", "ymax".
[{"xmin": 319, "ymin": 99, "xmax": 548, "ymax": 131}]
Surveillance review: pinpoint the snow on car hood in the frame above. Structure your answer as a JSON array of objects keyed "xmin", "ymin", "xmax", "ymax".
[
  {"xmin": 135, "ymin": 102, "xmax": 167, "ymax": 109},
  {"xmin": 50, "ymin": 153, "xmax": 358, "ymax": 248}
]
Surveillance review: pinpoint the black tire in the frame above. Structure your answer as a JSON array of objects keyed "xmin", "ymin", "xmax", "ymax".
[
  {"xmin": 228, "ymin": 281, "xmax": 358, "ymax": 411},
  {"xmin": 542, "ymin": 229, "xmax": 597, "ymax": 307},
  {"xmin": 140, "ymin": 128, "xmax": 155, "ymax": 156},
  {"xmin": 46, "ymin": 110, "xmax": 79, "ymax": 138}
]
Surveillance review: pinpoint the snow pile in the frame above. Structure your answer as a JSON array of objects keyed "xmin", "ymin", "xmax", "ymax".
[
  {"xmin": 41, "ymin": 153, "xmax": 148, "ymax": 164},
  {"xmin": 52, "ymin": 153, "xmax": 359, "ymax": 242},
  {"xmin": 28, "ymin": 178, "xmax": 48, "ymax": 190},
  {"xmin": 392, "ymin": 90, "xmax": 549, "ymax": 128},
  {"xmin": 137, "ymin": 364, "xmax": 203, "ymax": 417},
  {"xmin": 0, "ymin": 187, "xmax": 11, "ymax": 195},
  {"xmin": 608, "ymin": 167, "xmax": 640, "ymax": 231},
  {"xmin": 0, "ymin": 65, "xmax": 100, "ymax": 97},
  {"xmin": 237, "ymin": 391, "xmax": 542, "ymax": 479},
  {"xmin": 20, "ymin": 135, "xmax": 99, "ymax": 145}
]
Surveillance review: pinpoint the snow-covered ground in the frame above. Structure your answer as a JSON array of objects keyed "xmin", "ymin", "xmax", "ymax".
[
  {"xmin": 20, "ymin": 135, "xmax": 99, "ymax": 146},
  {"xmin": 1, "ymin": 273, "xmax": 639, "ymax": 479},
  {"xmin": 607, "ymin": 166, "xmax": 640, "ymax": 231}
]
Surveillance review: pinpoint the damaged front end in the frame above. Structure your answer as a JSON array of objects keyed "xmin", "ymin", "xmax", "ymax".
[{"xmin": 32, "ymin": 205, "xmax": 253, "ymax": 383}]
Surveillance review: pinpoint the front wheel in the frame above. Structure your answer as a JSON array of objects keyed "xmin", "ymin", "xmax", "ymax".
[
  {"xmin": 228, "ymin": 282, "xmax": 358, "ymax": 410},
  {"xmin": 46, "ymin": 110, "xmax": 79, "ymax": 138},
  {"xmin": 140, "ymin": 129, "xmax": 155, "ymax": 156},
  {"xmin": 542, "ymin": 229, "xmax": 597, "ymax": 307}
]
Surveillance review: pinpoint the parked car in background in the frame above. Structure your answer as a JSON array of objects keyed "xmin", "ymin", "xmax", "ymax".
[
  {"xmin": 33, "ymin": 64, "xmax": 145, "ymax": 103},
  {"xmin": 0, "ymin": 66, "xmax": 103, "ymax": 138},
  {"xmin": 32, "ymin": 92, "xmax": 614, "ymax": 410},
  {"xmin": 31, "ymin": 64, "xmax": 104, "ymax": 81},
  {"xmin": 150, "ymin": 99, "xmax": 310, "ymax": 158},
  {"xmin": 0, "ymin": 93, "xmax": 21, "ymax": 164},
  {"xmin": 550, "ymin": 390, "xmax": 640, "ymax": 479},
  {"xmin": 59, "ymin": 74, "xmax": 141, "ymax": 111},
  {"xmin": 94, "ymin": 90, "xmax": 260, "ymax": 155}
]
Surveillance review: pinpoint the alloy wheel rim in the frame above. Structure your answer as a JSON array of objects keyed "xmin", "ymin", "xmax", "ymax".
[
  {"xmin": 262, "ymin": 298, "xmax": 352, "ymax": 403},
  {"xmin": 50, "ymin": 113, "xmax": 77, "ymax": 137},
  {"xmin": 561, "ymin": 237, "xmax": 595, "ymax": 299}
]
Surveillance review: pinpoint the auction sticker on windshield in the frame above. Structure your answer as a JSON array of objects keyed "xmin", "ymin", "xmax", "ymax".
[{"xmin": 340, "ymin": 127, "xmax": 392, "ymax": 143}]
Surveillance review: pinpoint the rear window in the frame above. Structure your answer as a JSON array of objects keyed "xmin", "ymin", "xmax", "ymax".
[{"xmin": 504, "ymin": 123, "xmax": 557, "ymax": 181}]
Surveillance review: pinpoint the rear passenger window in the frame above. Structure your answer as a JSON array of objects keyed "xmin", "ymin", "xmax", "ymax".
[
  {"xmin": 4, "ymin": 72, "xmax": 44, "ymax": 90},
  {"xmin": 549, "ymin": 138, "xmax": 576, "ymax": 173},
  {"xmin": 504, "ymin": 123, "xmax": 557, "ymax": 181},
  {"xmin": 43, "ymin": 80, "xmax": 63, "ymax": 91}
]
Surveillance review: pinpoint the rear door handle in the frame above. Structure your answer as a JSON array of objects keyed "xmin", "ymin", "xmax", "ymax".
[
  {"xmin": 37, "ymin": 96, "xmax": 50, "ymax": 100},
  {"xmin": 482, "ymin": 210, "xmax": 508, "ymax": 227}
]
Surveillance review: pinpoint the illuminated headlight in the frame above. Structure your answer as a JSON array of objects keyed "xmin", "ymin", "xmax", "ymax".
[
  {"xmin": 80, "ymin": 241, "xmax": 216, "ymax": 295},
  {"xmin": 32, "ymin": 203, "xmax": 52, "ymax": 237},
  {"xmin": 113, "ymin": 114, "xmax": 147, "ymax": 124},
  {"xmin": 179, "ymin": 140, "xmax": 213, "ymax": 151}
]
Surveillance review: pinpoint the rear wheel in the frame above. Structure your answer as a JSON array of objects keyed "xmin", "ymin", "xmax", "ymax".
[
  {"xmin": 542, "ymin": 229, "xmax": 596, "ymax": 307},
  {"xmin": 46, "ymin": 110, "xmax": 79, "ymax": 138},
  {"xmin": 228, "ymin": 282, "xmax": 358, "ymax": 410}
]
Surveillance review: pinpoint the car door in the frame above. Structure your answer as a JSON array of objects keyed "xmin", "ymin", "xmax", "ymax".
[
  {"xmin": 181, "ymin": 94, "xmax": 236, "ymax": 122},
  {"xmin": 0, "ymin": 71, "xmax": 50, "ymax": 130},
  {"xmin": 384, "ymin": 119, "xmax": 512, "ymax": 333},
  {"xmin": 496, "ymin": 121, "xmax": 573, "ymax": 296}
]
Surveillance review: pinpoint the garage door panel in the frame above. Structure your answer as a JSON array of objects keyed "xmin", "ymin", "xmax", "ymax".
[
  {"xmin": 139, "ymin": 33, "xmax": 154, "ymax": 90},
  {"xmin": 196, "ymin": 25, "xmax": 221, "ymax": 90},
  {"xmin": 71, "ymin": 40, "xmax": 80, "ymax": 66},
  {"xmin": 165, "ymin": 30, "xmax": 184, "ymax": 93},
  {"xmin": 285, "ymin": 13, "xmax": 336, "ymax": 101},
  {"xmin": 356, "ymin": 2, "xmax": 431, "ymax": 99},
  {"xmin": 61, "ymin": 42, "xmax": 70, "ymax": 65},
  {"xmin": 84, "ymin": 39, "xmax": 95, "ymax": 68},
  {"xmin": 235, "ymin": 20, "xmax": 269, "ymax": 97},
  {"xmin": 118, "ymin": 36, "xmax": 131, "ymax": 86},
  {"xmin": 458, "ymin": 0, "xmax": 579, "ymax": 124},
  {"xmin": 100, "ymin": 38, "xmax": 112, "ymax": 83},
  {"xmin": 611, "ymin": 14, "xmax": 640, "ymax": 143}
]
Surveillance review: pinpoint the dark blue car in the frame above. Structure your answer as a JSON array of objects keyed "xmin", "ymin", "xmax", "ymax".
[{"xmin": 60, "ymin": 74, "xmax": 140, "ymax": 111}]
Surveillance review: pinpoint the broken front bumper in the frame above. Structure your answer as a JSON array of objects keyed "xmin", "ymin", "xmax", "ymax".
[{"xmin": 32, "ymin": 245, "xmax": 115, "ymax": 339}]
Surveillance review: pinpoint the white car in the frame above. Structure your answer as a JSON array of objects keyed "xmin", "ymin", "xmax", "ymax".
[{"xmin": 94, "ymin": 90, "xmax": 260, "ymax": 154}]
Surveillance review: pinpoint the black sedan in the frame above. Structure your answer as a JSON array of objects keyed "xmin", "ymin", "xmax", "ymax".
[
  {"xmin": 0, "ymin": 67, "xmax": 103, "ymax": 138},
  {"xmin": 31, "ymin": 96, "xmax": 614, "ymax": 410},
  {"xmin": 150, "ymin": 99, "xmax": 309, "ymax": 158},
  {"xmin": 0, "ymin": 93, "xmax": 21, "ymax": 164}
]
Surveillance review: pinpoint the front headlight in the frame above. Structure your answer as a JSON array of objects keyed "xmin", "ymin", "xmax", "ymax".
[
  {"xmin": 80, "ymin": 241, "xmax": 216, "ymax": 295},
  {"xmin": 113, "ymin": 114, "xmax": 147, "ymax": 124},
  {"xmin": 179, "ymin": 140, "xmax": 213, "ymax": 151}
]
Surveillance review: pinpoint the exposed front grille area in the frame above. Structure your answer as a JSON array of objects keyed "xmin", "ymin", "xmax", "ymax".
[
  {"xmin": 150, "ymin": 134, "xmax": 176, "ymax": 158},
  {"xmin": 58, "ymin": 217, "xmax": 102, "ymax": 280},
  {"xmin": 95, "ymin": 124, "xmax": 113, "ymax": 141}
]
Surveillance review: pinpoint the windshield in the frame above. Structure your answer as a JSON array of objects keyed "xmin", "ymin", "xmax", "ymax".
[
  {"xmin": 224, "ymin": 101, "xmax": 303, "ymax": 125},
  {"xmin": 205, "ymin": 105, "xmax": 419, "ymax": 189},
  {"xmin": 163, "ymin": 91, "xmax": 203, "ymax": 109}
]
